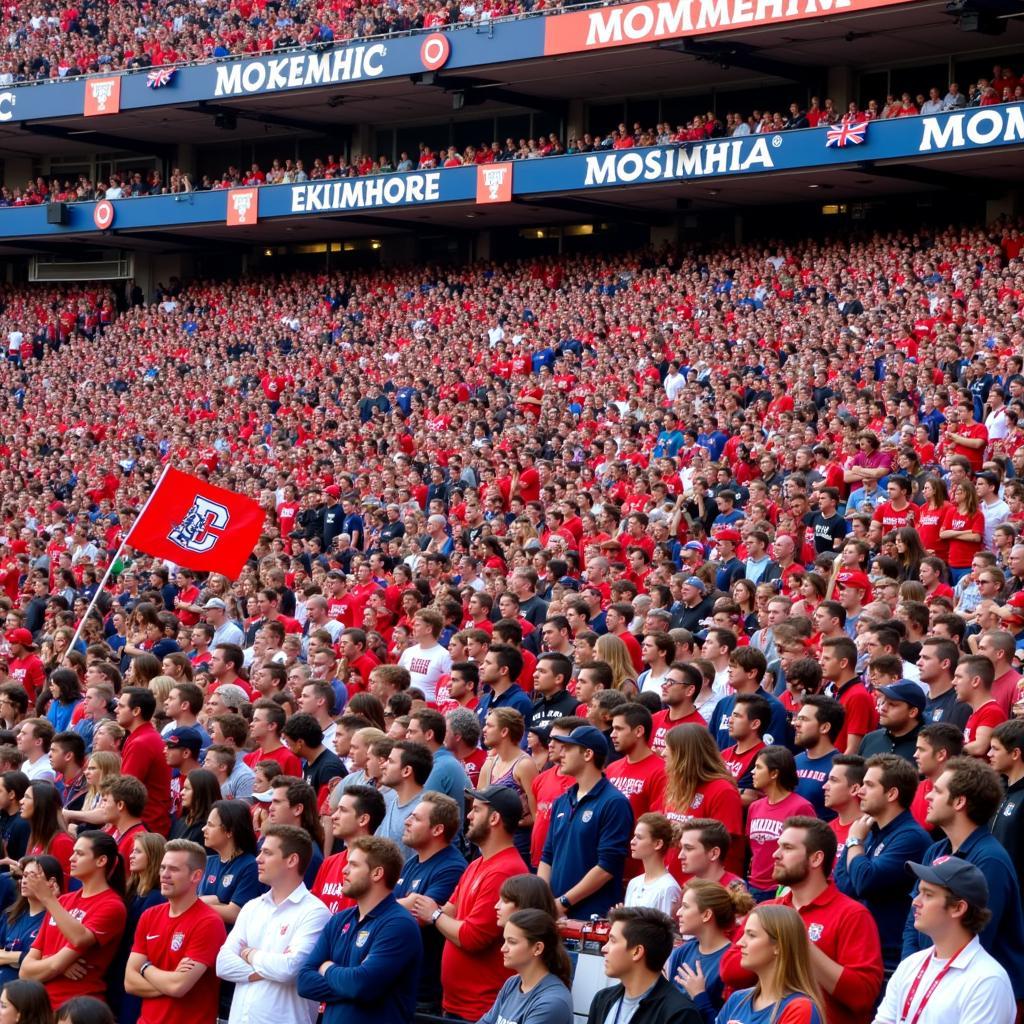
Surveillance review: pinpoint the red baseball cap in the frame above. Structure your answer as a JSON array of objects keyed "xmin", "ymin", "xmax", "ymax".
[
  {"xmin": 4, "ymin": 628, "xmax": 35, "ymax": 649},
  {"xmin": 716, "ymin": 528, "xmax": 742, "ymax": 544},
  {"xmin": 837, "ymin": 570, "xmax": 873, "ymax": 599}
]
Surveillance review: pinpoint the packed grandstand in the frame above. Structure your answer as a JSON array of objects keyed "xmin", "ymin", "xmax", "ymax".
[{"xmin": 0, "ymin": 0, "xmax": 1023, "ymax": 1020}]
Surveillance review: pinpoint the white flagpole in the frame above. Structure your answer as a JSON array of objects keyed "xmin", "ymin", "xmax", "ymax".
[{"xmin": 67, "ymin": 463, "xmax": 171, "ymax": 654}]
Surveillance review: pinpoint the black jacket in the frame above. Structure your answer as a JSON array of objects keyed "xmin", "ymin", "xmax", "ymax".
[{"xmin": 588, "ymin": 975, "xmax": 701, "ymax": 1024}]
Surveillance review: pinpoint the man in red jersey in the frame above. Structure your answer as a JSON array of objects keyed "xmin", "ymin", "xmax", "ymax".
[
  {"xmin": 125, "ymin": 839, "xmax": 227, "ymax": 1023},
  {"xmin": 244, "ymin": 699, "xmax": 303, "ymax": 777},
  {"xmin": 720, "ymin": 816, "xmax": 884, "ymax": 1024},
  {"xmin": 820, "ymin": 636, "xmax": 878, "ymax": 754},
  {"xmin": 116, "ymin": 687, "xmax": 171, "ymax": 835},
  {"xmin": 6, "ymin": 628, "xmax": 43, "ymax": 701},
  {"xmin": 22, "ymin": 830, "xmax": 128, "ymax": 1010},
  {"xmin": 311, "ymin": 784, "xmax": 385, "ymax": 914},
  {"xmin": 529, "ymin": 716, "xmax": 582, "ymax": 868},
  {"xmin": 650, "ymin": 663, "xmax": 706, "ymax": 756},
  {"xmin": 606, "ymin": 704, "xmax": 667, "ymax": 878}
]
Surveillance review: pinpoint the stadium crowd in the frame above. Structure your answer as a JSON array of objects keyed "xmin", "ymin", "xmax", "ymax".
[
  {"xmin": 1, "ymin": 60, "xmax": 1022, "ymax": 207},
  {"xmin": 0, "ymin": 218, "xmax": 1019, "ymax": 1023}
]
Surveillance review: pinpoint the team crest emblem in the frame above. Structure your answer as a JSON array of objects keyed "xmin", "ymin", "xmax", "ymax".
[
  {"xmin": 691, "ymin": 794, "xmax": 704, "ymax": 809},
  {"xmin": 582, "ymin": 809, "xmax": 593, "ymax": 823},
  {"xmin": 355, "ymin": 929, "xmax": 370, "ymax": 948},
  {"xmin": 222, "ymin": 874, "xmax": 234, "ymax": 886},
  {"xmin": 171, "ymin": 932, "xmax": 185, "ymax": 951},
  {"xmin": 168, "ymin": 495, "xmax": 230, "ymax": 554},
  {"xmin": 807, "ymin": 924, "xmax": 823, "ymax": 942}
]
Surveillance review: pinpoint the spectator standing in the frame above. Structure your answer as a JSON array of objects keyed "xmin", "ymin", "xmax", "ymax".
[
  {"xmin": 376, "ymin": 741, "xmax": 431, "ymax": 861},
  {"xmin": 876, "ymin": 857, "xmax": 1014, "ymax": 1024},
  {"xmin": 540, "ymin": 726, "xmax": 634, "ymax": 919},
  {"xmin": 199, "ymin": 799, "xmax": 266, "ymax": 927},
  {"xmin": 216, "ymin": 824, "xmax": 331, "ymax": 1024},
  {"xmin": 116, "ymin": 688, "xmax": 171, "ymax": 835},
  {"xmin": 434, "ymin": 786, "xmax": 529, "ymax": 1022},
  {"xmin": 297, "ymin": 836, "xmax": 423, "ymax": 1024},
  {"xmin": 398, "ymin": 610, "xmax": 452, "ymax": 702},
  {"xmin": 858, "ymin": 682, "xmax": 925, "ymax": 761},
  {"xmin": 833, "ymin": 754, "xmax": 931, "ymax": 971},
  {"xmin": 405, "ymin": 708, "xmax": 469, "ymax": 814},
  {"xmin": 124, "ymin": 839, "xmax": 227, "ymax": 1024}
]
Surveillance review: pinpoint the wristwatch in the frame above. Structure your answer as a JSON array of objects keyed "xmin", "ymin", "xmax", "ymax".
[
  {"xmin": 846, "ymin": 836, "xmax": 864, "ymax": 848},
  {"xmin": 558, "ymin": 895, "xmax": 572, "ymax": 911},
  {"xmin": 430, "ymin": 908, "xmax": 444, "ymax": 924}
]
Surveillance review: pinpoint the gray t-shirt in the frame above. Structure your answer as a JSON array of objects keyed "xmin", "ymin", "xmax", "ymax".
[{"xmin": 479, "ymin": 974, "xmax": 574, "ymax": 1024}]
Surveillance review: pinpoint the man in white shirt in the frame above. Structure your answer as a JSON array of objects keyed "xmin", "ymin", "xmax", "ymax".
[
  {"xmin": 873, "ymin": 856, "xmax": 1014, "ymax": 1024},
  {"xmin": 216, "ymin": 823, "xmax": 330, "ymax": 1024},
  {"xmin": 16, "ymin": 719, "xmax": 56, "ymax": 781},
  {"xmin": 976, "ymin": 472, "xmax": 1010, "ymax": 551},
  {"xmin": 398, "ymin": 610, "xmax": 452, "ymax": 702}
]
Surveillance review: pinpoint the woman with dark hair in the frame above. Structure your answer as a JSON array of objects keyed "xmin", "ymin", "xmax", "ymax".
[
  {"xmin": 916, "ymin": 475, "xmax": 952, "ymax": 562},
  {"xmin": 19, "ymin": 830, "xmax": 127, "ymax": 1009},
  {"xmin": 170, "ymin": 769, "xmax": 221, "ymax": 847},
  {"xmin": 479, "ymin": 909, "xmax": 573, "ymax": 1024},
  {"xmin": 108, "ymin": 832, "xmax": 167, "ymax": 1024},
  {"xmin": 893, "ymin": 527, "xmax": 926, "ymax": 583},
  {"xmin": 345, "ymin": 692, "xmax": 387, "ymax": 731},
  {"xmin": 746, "ymin": 748, "xmax": 815, "ymax": 902},
  {"xmin": 495, "ymin": 873, "xmax": 558, "ymax": 927},
  {"xmin": 22, "ymin": 781, "xmax": 74, "ymax": 887},
  {"xmin": 199, "ymin": 800, "xmax": 264, "ymax": 926},
  {"xmin": 54, "ymin": 995, "xmax": 116, "ymax": 1024},
  {"xmin": 0, "ymin": 856, "xmax": 62, "ymax": 985},
  {"xmin": 44, "ymin": 668, "xmax": 82, "ymax": 732},
  {"xmin": 0, "ymin": 979, "xmax": 51, "ymax": 1024}
]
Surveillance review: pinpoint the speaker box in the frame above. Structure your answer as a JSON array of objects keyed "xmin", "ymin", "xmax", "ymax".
[{"xmin": 47, "ymin": 202, "xmax": 68, "ymax": 225}]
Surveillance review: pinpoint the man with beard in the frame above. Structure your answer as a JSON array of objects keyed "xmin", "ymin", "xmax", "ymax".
[
  {"xmin": 297, "ymin": 836, "xmax": 421, "ymax": 1024},
  {"xmin": 719, "ymin": 815, "xmax": 884, "ymax": 1024},
  {"xmin": 412, "ymin": 785, "xmax": 527, "ymax": 1022}
]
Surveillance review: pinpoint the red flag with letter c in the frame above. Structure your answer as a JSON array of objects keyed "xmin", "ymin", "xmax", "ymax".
[{"xmin": 126, "ymin": 467, "xmax": 264, "ymax": 579}]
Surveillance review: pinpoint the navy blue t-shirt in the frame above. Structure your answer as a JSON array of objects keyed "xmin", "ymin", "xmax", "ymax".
[
  {"xmin": 198, "ymin": 851, "xmax": 266, "ymax": 909},
  {"xmin": 794, "ymin": 749, "xmax": 837, "ymax": 821},
  {"xmin": 0, "ymin": 908, "xmax": 42, "ymax": 984}
]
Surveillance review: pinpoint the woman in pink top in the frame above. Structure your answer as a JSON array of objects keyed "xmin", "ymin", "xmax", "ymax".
[{"xmin": 745, "ymin": 748, "xmax": 814, "ymax": 902}]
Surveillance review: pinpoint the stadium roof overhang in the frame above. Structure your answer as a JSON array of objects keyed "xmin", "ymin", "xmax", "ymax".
[
  {"xmin": 2, "ymin": 0, "xmax": 1024, "ymax": 159},
  {"xmin": 0, "ymin": 140, "xmax": 1015, "ymax": 255}
]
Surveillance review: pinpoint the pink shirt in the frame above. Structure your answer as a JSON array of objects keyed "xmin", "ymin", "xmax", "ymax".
[{"xmin": 747, "ymin": 791, "xmax": 815, "ymax": 890}]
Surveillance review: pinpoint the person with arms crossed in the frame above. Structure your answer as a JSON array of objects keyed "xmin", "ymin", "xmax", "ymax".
[
  {"xmin": 216, "ymin": 824, "xmax": 331, "ymax": 1024},
  {"xmin": 20, "ymin": 830, "xmax": 127, "ymax": 1011},
  {"xmin": 588, "ymin": 907, "xmax": 701, "ymax": 1024},
  {"xmin": 125, "ymin": 839, "xmax": 227, "ymax": 1024},
  {"xmin": 874, "ymin": 857, "xmax": 1014, "ymax": 1024},
  {"xmin": 297, "ymin": 836, "xmax": 422, "ymax": 1024}
]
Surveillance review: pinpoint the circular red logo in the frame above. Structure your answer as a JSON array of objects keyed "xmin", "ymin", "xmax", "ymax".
[
  {"xmin": 93, "ymin": 200, "xmax": 114, "ymax": 230},
  {"xmin": 420, "ymin": 33, "xmax": 450, "ymax": 72}
]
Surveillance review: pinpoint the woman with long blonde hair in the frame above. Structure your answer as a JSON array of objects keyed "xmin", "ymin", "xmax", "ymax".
[
  {"xmin": 594, "ymin": 634, "xmax": 639, "ymax": 695},
  {"xmin": 661, "ymin": 725, "xmax": 743, "ymax": 875},
  {"xmin": 64, "ymin": 751, "xmax": 121, "ymax": 833},
  {"xmin": 717, "ymin": 904, "xmax": 824, "ymax": 1024}
]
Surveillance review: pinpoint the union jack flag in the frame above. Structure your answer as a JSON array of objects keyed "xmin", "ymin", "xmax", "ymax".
[
  {"xmin": 146, "ymin": 67, "xmax": 177, "ymax": 89},
  {"xmin": 825, "ymin": 120, "xmax": 869, "ymax": 147}
]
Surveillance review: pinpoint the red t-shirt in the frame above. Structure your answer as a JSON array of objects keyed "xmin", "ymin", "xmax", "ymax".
[
  {"xmin": 461, "ymin": 748, "xmax": 487, "ymax": 788},
  {"xmin": 721, "ymin": 740, "xmax": 766, "ymax": 789},
  {"xmin": 530, "ymin": 766, "xmax": 574, "ymax": 868},
  {"xmin": 834, "ymin": 681, "xmax": 878, "ymax": 751},
  {"xmin": 311, "ymin": 850, "xmax": 357, "ymax": 914},
  {"xmin": 243, "ymin": 744, "xmax": 303, "ymax": 777},
  {"xmin": 746, "ymin": 791, "xmax": 816, "ymax": 890},
  {"xmin": 9, "ymin": 654, "xmax": 44, "ymax": 700},
  {"xmin": 964, "ymin": 699, "xmax": 1006, "ymax": 751},
  {"xmin": 606, "ymin": 752, "xmax": 669, "ymax": 878},
  {"xmin": 650, "ymin": 709, "xmax": 706, "ymax": 755},
  {"xmin": 916, "ymin": 501, "xmax": 952, "ymax": 562},
  {"xmin": 910, "ymin": 779, "xmax": 932, "ymax": 830},
  {"xmin": 132, "ymin": 898, "xmax": 227, "ymax": 1024},
  {"xmin": 32, "ymin": 887, "xmax": 127, "ymax": 1008},
  {"xmin": 940, "ymin": 507, "xmax": 985, "ymax": 568},
  {"xmin": 656, "ymin": 778, "xmax": 744, "ymax": 879},
  {"xmin": 616, "ymin": 631, "xmax": 644, "ymax": 673},
  {"xmin": 441, "ymin": 845, "xmax": 528, "ymax": 1019},
  {"xmin": 121, "ymin": 722, "xmax": 172, "ymax": 835},
  {"xmin": 871, "ymin": 502, "xmax": 916, "ymax": 535},
  {"xmin": 952, "ymin": 421, "xmax": 988, "ymax": 471}
]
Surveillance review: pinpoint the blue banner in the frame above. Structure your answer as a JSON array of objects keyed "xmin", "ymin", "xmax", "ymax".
[{"xmin": 0, "ymin": 104, "xmax": 1021, "ymax": 239}]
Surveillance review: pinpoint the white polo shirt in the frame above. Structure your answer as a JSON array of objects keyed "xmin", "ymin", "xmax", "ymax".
[{"xmin": 873, "ymin": 936, "xmax": 1014, "ymax": 1024}]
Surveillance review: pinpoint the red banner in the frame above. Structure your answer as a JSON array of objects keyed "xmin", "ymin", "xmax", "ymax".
[
  {"xmin": 543, "ymin": 0, "xmax": 913, "ymax": 55},
  {"xmin": 126, "ymin": 467, "xmax": 264, "ymax": 579}
]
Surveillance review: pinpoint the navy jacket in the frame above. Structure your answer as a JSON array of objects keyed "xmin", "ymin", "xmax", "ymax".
[
  {"xmin": 833, "ymin": 809, "xmax": 930, "ymax": 971},
  {"xmin": 541, "ymin": 775, "xmax": 634, "ymax": 918},
  {"xmin": 297, "ymin": 893, "xmax": 423, "ymax": 1024},
  {"xmin": 711, "ymin": 688, "xmax": 791, "ymax": 750},
  {"xmin": 901, "ymin": 825, "xmax": 1024, "ymax": 998}
]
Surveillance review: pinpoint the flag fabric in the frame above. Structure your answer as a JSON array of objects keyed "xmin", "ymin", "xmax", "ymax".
[
  {"xmin": 825, "ymin": 120, "xmax": 869, "ymax": 147},
  {"xmin": 146, "ymin": 67, "xmax": 177, "ymax": 89},
  {"xmin": 126, "ymin": 466, "xmax": 264, "ymax": 578}
]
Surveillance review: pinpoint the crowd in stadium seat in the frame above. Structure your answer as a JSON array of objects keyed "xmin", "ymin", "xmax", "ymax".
[
  {"xmin": 0, "ymin": 0, "xmax": 563, "ymax": 84},
  {"xmin": 0, "ymin": 221, "xmax": 1021, "ymax": 1021},
  {"xmin": 2, "ymin": 62, "xmax": 1020, "ymax": 207}
]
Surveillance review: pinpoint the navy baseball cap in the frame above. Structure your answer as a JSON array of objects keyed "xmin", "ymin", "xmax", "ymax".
[
  {"xmin": 906, "ymin": 856, "xmax": 989, "ymax": 907},
  {"xmin": 878, "ymin": 681, "xmax": 926, "ymax": 712},
  {"xmin": 164, "ymin": 726, "xmax": 203, "ymax": 756},
  {"xmin": 556, "ymin": 726, "xmax": 609, "ymax": 759}
]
